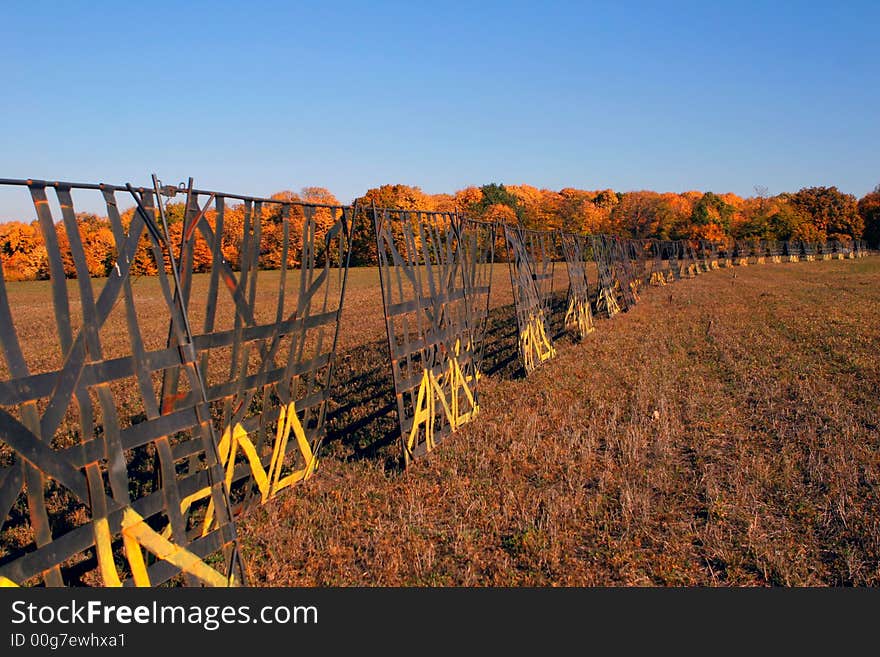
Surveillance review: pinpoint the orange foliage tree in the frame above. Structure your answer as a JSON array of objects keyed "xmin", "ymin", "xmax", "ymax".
[
  {"xmin": 556, "ymin": 189, "xmax": 612, "ymax": 234},
  {"xmin": 789, "ymin": 186, "xmax": 863, "ymax": 241},
  {"xmin": 0, "ymin": 221, "xmax": 48, "ymax": 281},
  {"xmin": 611, "ymin": 191, "xmax": 664, "ymax": 238},
  {"xmin": 858, "ymin": 188, "xmax": 880, "ymax": 247}
]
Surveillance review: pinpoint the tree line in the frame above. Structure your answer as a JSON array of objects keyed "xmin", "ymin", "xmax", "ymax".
[{"xmin": 2, "ymin": 182, "xmax": 879, "ymax": 281}]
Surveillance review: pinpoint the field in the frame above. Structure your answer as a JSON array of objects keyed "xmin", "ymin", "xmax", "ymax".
[
  {"xmin": 2, "ymin": 258, "xmax": 879, "ymax": 585},
  {"xmin": 237, "ymin": 258, "xmax": 880, "ymax": 586}
]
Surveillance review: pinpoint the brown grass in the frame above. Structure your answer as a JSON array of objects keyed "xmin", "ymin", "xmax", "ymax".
[
  {"xmin": 239, "ymin": 258, "xmax": 880, "ymax": 586},
  {"xmin": 2, "ymin": 258, "xmax": 878, "ymax": 585}
]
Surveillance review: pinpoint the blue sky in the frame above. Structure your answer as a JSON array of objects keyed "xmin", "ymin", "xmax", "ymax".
[{"xmin": 1, "ymin": 1, "xmax": 878, "ymax": 219}]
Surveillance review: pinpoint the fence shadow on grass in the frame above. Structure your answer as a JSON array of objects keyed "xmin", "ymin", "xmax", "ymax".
[
  {"xmin": 322, "ymin": 338, "xmax": 400, "ymax": 469},
  {"xmin": 322, "ymin": 297, "xmax": 545, "ymax": 468},
  {"xmin": 321, "ymin": 287, "xmax": 588, "ymax": 470}
]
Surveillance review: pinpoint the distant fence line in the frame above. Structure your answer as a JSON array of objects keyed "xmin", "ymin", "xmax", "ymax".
[{"xmin": 0, "ymin": 176, "xmax": 870, "ymax": 587}]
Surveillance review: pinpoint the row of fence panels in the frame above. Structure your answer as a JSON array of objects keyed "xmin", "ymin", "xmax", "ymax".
[{"xmin": 0, "ymin": 176, "xmax": 870, "ymax": 586}]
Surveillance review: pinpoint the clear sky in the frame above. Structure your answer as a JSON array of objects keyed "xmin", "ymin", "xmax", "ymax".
[{"xmin": 1, "ymin": 0, "xmax": 878, "ymax": 219}]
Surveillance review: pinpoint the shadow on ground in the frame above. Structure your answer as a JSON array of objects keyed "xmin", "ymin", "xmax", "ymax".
[{"xmin": 321, "ymin": 291, "xmax": 581, "ymax": 469}]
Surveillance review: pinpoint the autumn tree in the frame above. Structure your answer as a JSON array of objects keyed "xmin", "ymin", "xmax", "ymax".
[
  {"xmin": 55, "ymin": 213, "xmax": 116, "ymax": 278},
  {"xmin": 348, "ymin": 184, "xmax": 435, "ymax": 265},
  {"xmin": 507, "ymin": 184, "xmax": 563, "ymax": 230},
  {"xmin": 257, "ymin": 194, "xmax": 295, "ymax": 270},
  {"xmin": 472, "ymin": 184, "xmax": 524, "ymax": 225},
  {"xmin": 429, "ymin": 193, "xmax": 457, "ymax": 213},
  {"xmin": 481, "ymin": 203, "xmax": 519, "ymax": 225},
  {"xmin": 165, "ymin": 216, "xmax": 213, "ymax": 273},
  {"xmin": 652, "ymin": 193, "xmax": 693, "ymax": 239},
  {"xmin": 0, "ymin": 221, "xmax": 48, "ymax": 281},
  {"xmin": 128, "ymin": 202, "xmax": 210, "ymax": 275},
  {"xmin": 78, "ymin": 214, "xmax": 116, "ymax": 277},
  {"xmin": 355, "ymin": 184, "xmax": 433, "ymax": 211},
  {"xmin": 54, "ymin": 223, "xmax": 77, "ymax": 277},
  {"xmin": 690, "ymin": 192, "xmax": 735, "ymax": 237},
  {"xmin": 611, "ymin": 191, "xmax": 663, "ymax": 238},
  {"xmin": 453, "ymin": 187, "xmax": 482, "ymax": 215},
  {"xmin": 858, "ymin": 187, "xmax": 880, "ymax": 247},
  {"xmin": 789, "ymin": 186, "xmax": 863, "ymax": 240},
  {"xmin": 791, "ymin": 219, "xmax": 824, "ymax": 243},
  {"xmin": 558, "ymin": 188, "xmax": 612, "ymax": 234},
  {"xmin": 260, "ymin": 190, "xmax": 331, "ymax": 271},
  {"xmin": 119, "ymin": 207, "xmax": 159, "ymax": 277},
  {"xmin": 593, "ymin": 189, "xmax": 620, "ymax": 210},
  {"xmin": 298, "ymin": 187, "xmax": 342, "ymax": 265}
]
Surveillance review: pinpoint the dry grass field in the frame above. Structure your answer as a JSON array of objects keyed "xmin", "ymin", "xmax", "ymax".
[
  {"xmin": 238, "ymin": 258, "xmax": 880, "ymax": 586},
  {"xmin": 2, "ymin": 258, "xmax": 878, "ymax": 585}
]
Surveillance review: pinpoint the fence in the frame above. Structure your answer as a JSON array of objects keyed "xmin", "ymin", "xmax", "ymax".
[{"xmin": 0, "ymin": 175, "xmax": 871, "ymax": 587}]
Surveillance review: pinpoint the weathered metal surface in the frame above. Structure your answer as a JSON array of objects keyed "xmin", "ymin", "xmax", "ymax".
[
  {"xmin": 374, "ymin": 209, "xmax": 493, "ymax": 465},
  {"xmin": 504, "ymin": 225, "xmax": 556, "ymax": 374},
  {"xmin": 0, "ymin": 179, "xmax": 242, "ymax": 587},
  {"xmin": 559, "ymin": 232, "xmax": 595, "ymax": 340},
  {"xmin": 157, "ymin": 180, "xmax": 355, "ymax": 513}
]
